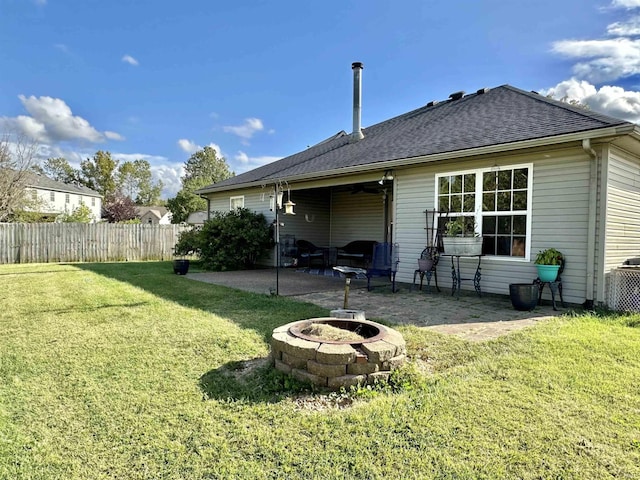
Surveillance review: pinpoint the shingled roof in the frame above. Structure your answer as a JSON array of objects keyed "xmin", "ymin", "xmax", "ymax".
[
  {"xmin": 25, "ymin": 172, "xmax": 101, "ymax": 197},
  {"xmin": 197, "ymin": 85, "xmax": 634, "ymax": 194}
]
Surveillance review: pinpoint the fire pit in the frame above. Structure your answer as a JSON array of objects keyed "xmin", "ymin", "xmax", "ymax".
[{"xmin": 271, "ymin": 317, "xmax": 406, "ymax": 389}]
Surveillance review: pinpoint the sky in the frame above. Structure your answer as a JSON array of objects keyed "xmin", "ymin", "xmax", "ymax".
[{"xmin": 3, "ymin": 0, "xmax": 640, "ymax": 199}]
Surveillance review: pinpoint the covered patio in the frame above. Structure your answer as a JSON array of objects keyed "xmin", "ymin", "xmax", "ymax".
[{"xmin": 187, "ymin": 268, "xmax": 565, "ymax": 342}]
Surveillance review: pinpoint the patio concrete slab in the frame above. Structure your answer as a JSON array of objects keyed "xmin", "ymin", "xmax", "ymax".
[{"xmin": 188, "ymin": 268, "xmax": 565, "ymax": 342}]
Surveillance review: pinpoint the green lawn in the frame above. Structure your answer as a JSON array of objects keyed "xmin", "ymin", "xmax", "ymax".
[{"xmin": 0, "ymin": 262, "xmax": 638, "ymax": 479}]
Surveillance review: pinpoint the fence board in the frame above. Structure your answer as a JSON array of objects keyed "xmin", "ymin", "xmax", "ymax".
[{"xmin": 0, "ymin": 223, "xmax": 187, "ymax": 264}]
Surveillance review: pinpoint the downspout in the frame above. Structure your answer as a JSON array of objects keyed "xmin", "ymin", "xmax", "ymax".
[{"xmin": 582, "ymin": 138, "xmax": 597, "ymax": 309}]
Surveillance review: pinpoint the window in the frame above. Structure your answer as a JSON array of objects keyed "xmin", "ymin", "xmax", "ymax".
[
  {"xmin": 65, "ymin": 193, "xmax": 70, "ymax": 204},
  {"xmin": 436, "ymin": 164, "xmax": 532, "ymax": 259},
  {"xmin": 91, "ymin": 197, "xmax": 95, "ymax": 207},
  {"xmin": 50, "ymin": 191, "xmax": 55, "ymax": 202},
  {"xmin": 230, "ymin": 196, "xmax": 244, "ymax": 210},
  {"xmin": 31, "ymin": 189, "xmax": 38, "ymax": 201}
]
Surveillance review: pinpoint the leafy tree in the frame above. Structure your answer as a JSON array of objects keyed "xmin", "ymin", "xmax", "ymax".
[
  {"xmin": 0, "ymin": 133, "xmax": 39, "ymax": 222},
  {"xmin": 32, "ymin": 157, "xmax": 79, "ymax": 184},
  {"xmin": 56, "ymin": 203, "xmax": 93, "ymax": 223},
  {"xmin": 80, "ymin": 151, "xmax": 118, "ymax": 197},
  {"xmin": 167, "ymin": 146, "xmax": 234, "ymax": 223},
  {"xmin": 102, "ymin": 192, "xmax": 137, "ymax": 223},
  {"xmin": 197, "ymin": 208, "xmax": 271, "ymax": 270},
  {"xmin": 116, "ymin": 159, "xmax": 163, "ymax": 206}
]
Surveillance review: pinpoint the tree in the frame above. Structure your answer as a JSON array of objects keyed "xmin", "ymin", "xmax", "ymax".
[
  {"xmin": 102, "ymin": 192, "xmax": 137, "ymax": 223},
  {"xmin": 56, "ymin": 203, "xmax": 93, "ymax": 223},
  {"xmin": 80, "ymin": 150, "xmax": 118, "ymax": 197},
  {"xmin": 32, "ymin": 157, "xmax": 79, "ymax": 184},
  {"xmin": 0, "ymin": 133, "xmax": 39, "ymax": 222},
  {"xmin": 167, "ymin": 146, "xmax": 234, "ymax": 223},
  {"xmin": 116, "ymin": 159, "xmax": 163, "ymax": 206}
]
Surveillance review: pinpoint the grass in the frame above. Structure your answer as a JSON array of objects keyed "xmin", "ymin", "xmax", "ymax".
[{"xmin": 0, "ymin": 261, "xmax": 639, "ymax": 479}]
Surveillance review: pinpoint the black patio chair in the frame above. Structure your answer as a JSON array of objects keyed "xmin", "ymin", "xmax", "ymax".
[
  {"xmin": 296, "ymin": 239, "xmax": 325, "ymax": 268},
  {"xmin": 412, "ymin": 209, "xmax": 447, "ymax": 292}
]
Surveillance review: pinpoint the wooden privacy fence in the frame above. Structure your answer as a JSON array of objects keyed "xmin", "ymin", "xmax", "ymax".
[{"xmin": 0, "ymin": 223, "xmax": 189, "ymax": 264}]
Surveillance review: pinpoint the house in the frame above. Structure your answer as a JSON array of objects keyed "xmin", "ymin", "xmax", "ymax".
[
  {"xmin": 25, "ymin": 172, "xmax": 102, "ymax": 222},
  {"xmin": 186, "ymin": 210, "xmax": 208, "ymax": 226},
  {"xmin": 196, "ymin": 63, "xmax": 640, "ymax": 308},
  {"xmin": 136, "ymin": 206, "xmax": 172, "ymax": 225}
]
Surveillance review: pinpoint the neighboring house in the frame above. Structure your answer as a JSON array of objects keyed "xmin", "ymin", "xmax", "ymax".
[
  {"xmin": 25, "ymin": 172, "xmax": 102, "ymax": 222},
  {"xmin": 196, "ymin": 64, "xmax": 640, "ymax": 308},
  {"xmin": 186, "ymin": 210, "xmax": 208, "ymax": 226},
  {"xmin": 136, "ymin": 206, "xmax": 172, "ymax": 225}
]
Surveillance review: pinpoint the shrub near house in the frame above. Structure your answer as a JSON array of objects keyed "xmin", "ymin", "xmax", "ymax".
[{"xmin": 194, "ymin": 208, "xmax": 272, "ymax": 271}]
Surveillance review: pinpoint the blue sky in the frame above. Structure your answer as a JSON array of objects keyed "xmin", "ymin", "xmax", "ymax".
[{"xmin": 3, "ymin": 0, "xmax": 640, "ymax": 198}]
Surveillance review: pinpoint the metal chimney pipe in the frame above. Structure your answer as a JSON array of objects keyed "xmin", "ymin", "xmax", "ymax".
[{"xmin": 351, "ymin": 62, "xmax": 364, "ymax": 142}]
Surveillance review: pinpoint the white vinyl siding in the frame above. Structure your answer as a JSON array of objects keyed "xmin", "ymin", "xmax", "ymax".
[
  {"xmin": 604, "ymin": 150, "xmax": 640, "ymax": 272},
  {"xmin": 330, "ymin": 189, "xmax": 385, "ymax": 246},
  {"xmin": 394, "ymin": 147, "xmax": 591, "ymax": 304}
]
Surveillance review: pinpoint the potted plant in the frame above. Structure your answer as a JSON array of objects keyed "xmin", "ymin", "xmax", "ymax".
[
  {"xmin": 534, "ymin": 248, "xmax": 563, "ymax": 282},
  {"xmin": 442, "ymin": 217, "xmax": 483, "ymax": 256},
  {"xmin": 509, "ymin": 282, "xmax": 540, "ymax": 311},
  {"xmin": 172, "ymin": 228, "xmax": 201, "ymax": 275}
]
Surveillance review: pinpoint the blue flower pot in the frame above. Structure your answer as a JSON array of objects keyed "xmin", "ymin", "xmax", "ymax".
[{"xmin": 536, "ymin": 264, "xmax": 560, "ymax": 282}]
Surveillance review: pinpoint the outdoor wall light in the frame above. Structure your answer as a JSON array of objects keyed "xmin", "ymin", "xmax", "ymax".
[{"xmin": 378, "ymin": 170, "xmax": 394, "ymax": 185}]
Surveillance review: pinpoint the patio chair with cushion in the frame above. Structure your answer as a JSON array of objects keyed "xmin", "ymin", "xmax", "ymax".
[
  {"xmin": 336, "ymin": 240, "xmax": 378, "ymax": 268},
  {"xmin": 366, "ymin": 242, "xmax": 399, "ymax": 292},
  {"xmin": 296, "ymin": 239, "xmax": 325, "ymax": 268}
]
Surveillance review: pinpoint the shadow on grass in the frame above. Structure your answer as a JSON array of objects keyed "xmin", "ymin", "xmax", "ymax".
[
  {"xmin": 198, "ymin": 357, "xmax": 316, "ymax": 403},
  {"xmin": 74, "ymin": 261, "xmax": 329, "ymax": 342}
]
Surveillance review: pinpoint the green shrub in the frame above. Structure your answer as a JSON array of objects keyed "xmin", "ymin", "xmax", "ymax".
[
  {"xmin": 199, "ymin": 208, "xmax": 272, "ymax": 270},
  {"xmin": 174, "ymin": 227, "xmax": 202, "ymax": 256}
]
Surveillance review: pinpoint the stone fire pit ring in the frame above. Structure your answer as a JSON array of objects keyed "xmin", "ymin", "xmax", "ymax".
[{"xmin": 271, "ymin": 317, "xmax": 406, "ymax": 390}]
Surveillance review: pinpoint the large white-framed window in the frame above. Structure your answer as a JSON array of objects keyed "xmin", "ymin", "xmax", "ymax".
[
  {"xmin": 436, "ymin": 163, "xmax": 533, "ymax": 260},
  {"xmin": 230, "ymin": 195, "xmax": 244, "ymax": 210}
]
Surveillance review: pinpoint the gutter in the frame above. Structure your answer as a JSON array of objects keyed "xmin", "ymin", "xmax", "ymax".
[
  {"xmin": 582, "ymin": 138, "xmax": 597, "ymax": 310},
  {"xmin": 196, "ymin": 124, "xmax": 634, "ymax": 195}
]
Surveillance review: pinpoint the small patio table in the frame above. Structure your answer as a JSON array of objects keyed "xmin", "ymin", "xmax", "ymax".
[{"xmin": 441, "ymin": 254, "xmax": 483, "ymax": 299}]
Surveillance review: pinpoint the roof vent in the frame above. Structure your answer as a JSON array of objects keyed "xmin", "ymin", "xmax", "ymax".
[
  {"xmin": 476, "ymin": 87, "xmax": 489, "ymax": 95},
  {"xmin": 449, "ymin": 91, "xmax": 465, "ymax": 101},
  {"xmin": 426, "ymin": 100, "xmax": 439, "ymax": 107}
]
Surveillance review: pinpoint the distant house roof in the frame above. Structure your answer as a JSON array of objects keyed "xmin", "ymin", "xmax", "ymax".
[
  {"xmin": 135, "ymin": 206, "xmax": 169, "ymax": 220},
  {"xmin": 26, "ymin": 172, "xmax": 101, "ymax": 197},
  {"xmin": 197, "ymin": 85, "xmax": 636, "ymax": 194},
  {"xmin": 186, "ymin": 210, "xmax": 208, "ymax": 225}
]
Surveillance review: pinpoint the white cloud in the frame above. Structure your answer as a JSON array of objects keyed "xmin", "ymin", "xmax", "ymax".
[
  {"xmin": 104, "ymin": 131, "xmax": 125, "ymax": 141},
  {"xmin": 541, "ymin": 78, "xmax": 640, "ymax": 123},
  {"xmin": 607, "ymin": 15, "xmax": 640, "ymax": 35},
  {"xmin": 223, "ymin": 118, "xmax": 264, "ymax": 140},
  {"xmin": 177, "ymin": 138, "xmax": 222, "ymax": 157},
  {"xmin": 54, "ymin": 43, "xmax": 70, "ymax": 54},
  {"xmin": 0, "ymin": 95, "xmax": 122, "ymax": 144},
  {"xmin": 552, "ymin": 37, "xmax": 640, "ymax": 83},
  {"xmin": 232, "ymin": 151, "xmax": 281, "ymax": 173},
  {"xmin": 121, "ymin": 55, "xmax": 139, "ymax": 66},
  {"xmin": 177, "ymin": 139, "xmax": 200, "ymax": 154},
  {"xmin": 612, "ymin": 0, "xmax": 640, "ymax": 9}
]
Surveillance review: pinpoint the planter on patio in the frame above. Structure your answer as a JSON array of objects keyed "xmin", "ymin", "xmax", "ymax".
[
  {"xmin": 173, "ymin": 259, "xmax": 190, "ymax": 275},
  {"xmin": 509, "ymin": 283, "xmax": 539, "ymax": 311}
]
